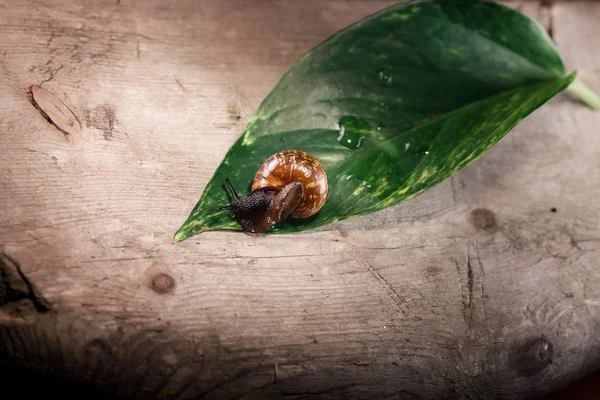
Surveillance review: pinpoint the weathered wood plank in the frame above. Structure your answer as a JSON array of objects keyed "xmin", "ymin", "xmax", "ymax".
[{"xmin": 1, "ymin": 1, "xmax": 599, "ymax": 399}]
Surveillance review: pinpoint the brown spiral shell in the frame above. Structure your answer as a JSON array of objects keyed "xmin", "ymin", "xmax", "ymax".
[{"xmin": 251, "ymin": 150, "xmax": 328, "ymax": 218}]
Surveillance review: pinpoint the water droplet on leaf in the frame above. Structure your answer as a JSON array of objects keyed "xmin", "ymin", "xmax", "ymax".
[
  {"xmin": 378, "ymin": 69, "xmax": 394, "ymax": 87},
  {"xmin": 337, "ymin": 116, "xmax": 372, "ymax": 150}
]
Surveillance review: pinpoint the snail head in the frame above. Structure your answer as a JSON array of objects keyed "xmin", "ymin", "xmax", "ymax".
[{"xmin": 216, "ymin": 178, "xmax": 303, "ymax": 233}]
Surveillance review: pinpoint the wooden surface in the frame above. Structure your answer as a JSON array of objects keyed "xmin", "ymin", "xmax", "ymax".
[{"xmin": 1, "ymin": 1, "xmax": 599, "ymax": 399}]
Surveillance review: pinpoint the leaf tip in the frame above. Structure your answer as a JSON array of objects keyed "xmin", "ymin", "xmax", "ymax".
[
  {"xmin": 172, "ymin": 229, "xmax": 188, "ymax": 244},
  {"xmin": 173, "ymin": 221, "xmax": 215, "ymax": 243},
  {"xmin": 172, "ymin": 223, "xmax": 198, "ymax": 244}
]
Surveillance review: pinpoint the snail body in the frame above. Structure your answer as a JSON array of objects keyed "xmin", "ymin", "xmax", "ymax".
[{"xmin": 217, "ymin": 150, "xmax": 328, "ymax": 233}]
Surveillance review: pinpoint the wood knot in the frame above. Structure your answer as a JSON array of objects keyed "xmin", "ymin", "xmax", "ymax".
[
  {"xmin": 151, "ymin": 273, "xmax": 176, "ymax": 294},
  {"xmin": 469, "ymin": 208, "xmax": 497, "ymax": 232},
  {"xmin": 425, "ymin": 266, "xmax": 442, "ymax": 276},
  {"xmin": 512, "ymin": 336, "xmax": 554, "ymax": 377},
  {"xmin": 29, "ymin": 85, "xmax": 82, "ymax": 143}
]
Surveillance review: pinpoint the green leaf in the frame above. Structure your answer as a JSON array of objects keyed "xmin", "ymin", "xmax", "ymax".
[{"xmin": 174, "ymin": 0, "xmax": 578, "ymax": 243}]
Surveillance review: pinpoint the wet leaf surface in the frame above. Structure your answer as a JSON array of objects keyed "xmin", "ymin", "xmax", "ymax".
[{"xmin": 174, "ymin": 0, "xmax": 574, "ymax": 242}]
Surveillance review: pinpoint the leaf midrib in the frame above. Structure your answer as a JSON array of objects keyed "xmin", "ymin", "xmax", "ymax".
[{"xmin": 331, "ymin": 76, "xmax": 568, "ymax": 191}]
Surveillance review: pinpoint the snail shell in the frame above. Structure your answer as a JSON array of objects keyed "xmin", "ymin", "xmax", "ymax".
[
  {"xmin": 252, "ymin": 150, "xmax": 328, "ymax": 219},
  {"xmin": 217, "ymin": 150, "xmax": 328, "ymax": 233}
]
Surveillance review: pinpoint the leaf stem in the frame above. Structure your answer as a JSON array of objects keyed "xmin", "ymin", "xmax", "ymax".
[{"xmin": 566, "ymin": 78, "xmax": 600, "ymax": 110}]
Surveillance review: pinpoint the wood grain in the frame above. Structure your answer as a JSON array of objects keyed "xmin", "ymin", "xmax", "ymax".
[{"xmin": 1, "ymin": 1, "xmax": 599, "ymax": 399}]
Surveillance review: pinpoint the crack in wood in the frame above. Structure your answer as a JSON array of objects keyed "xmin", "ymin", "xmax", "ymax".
[
  {"xmin": 346, "ymin": 240, "xmax": 406, "ymax": 316},
  {"xmin": 46, "ymin": 32, "xmax": 57, "ymax": 47},
  {"xmin": 175, "ymin": 79, "xmax": 186, "ymax": 92},
  {"xmin": 0, "ymin": 252, "xmax": 51, "ymax": 313},
  {"xmin": 455, "ymin": 259, "xmax": 472, "ymax": 330},
  {"xmin": 466, "ymin": 256, "xmax": 474, "ymax": 326},
  {"xmin": 39, "ymin": 63, "xmax": 63, "ymax": 85},
  {"xmin": 24, "ymin": 148, "xmax": 60, "ymax": 170},
  {"xmin": 474, "ymin": 243, "xmax": 487, "ymax": 325}
]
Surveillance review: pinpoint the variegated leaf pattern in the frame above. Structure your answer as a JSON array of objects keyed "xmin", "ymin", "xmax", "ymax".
[{"xmin": 174, "ymin": 0, "xmax": 575, "ymax": 243}]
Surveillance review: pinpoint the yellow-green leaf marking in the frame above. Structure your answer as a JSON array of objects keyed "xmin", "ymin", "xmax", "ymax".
[{"xmin": 174, "ymin": 0, "xmax": 578, "ymax": 243}]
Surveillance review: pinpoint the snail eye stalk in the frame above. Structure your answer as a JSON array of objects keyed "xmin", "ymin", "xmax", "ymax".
[
  {"xmin": 224, "ymin": 178, "xmax": 239, "ymax": 201},
  {"xmin": 216, "ymin": 178, "xmax": 238, "ymax": 212}
]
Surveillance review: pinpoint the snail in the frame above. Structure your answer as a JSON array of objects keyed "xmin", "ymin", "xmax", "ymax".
[{"xmin": 216, "ymin": 150, "xmax": 328, "ymax": 233}]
